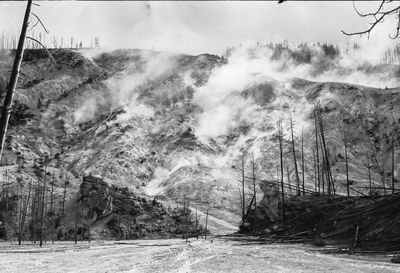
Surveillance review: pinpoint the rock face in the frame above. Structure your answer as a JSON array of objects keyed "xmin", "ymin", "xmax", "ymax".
[
  {"xmin": 77, "ymin": 176, "xmax": 200, "ymax": 240},
  {"xmin": 259, "ymin": 183, "xmax": 280, "ymax": 222}
]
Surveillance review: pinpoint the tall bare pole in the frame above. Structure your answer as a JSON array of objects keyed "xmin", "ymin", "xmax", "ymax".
[
  {"xmin": 278, "ymin": 119, "xmax": 285, "ymax": 226},
  {"xmin": 62, "ymin": 170, "xmax": 67, "ymax": 217},
  {"xmin": 241, "ymin": 153, "xmax": 245, "ymax": 223},
  {"xmin": 344, "ymin": 132, "xmax": 350, "ymax": 197},
  {"xmin": 251, "ymin": 152, "xmax": 257, "ymax": 214},
  {"xmin": 39, "ymin": 157, "xmax": 48, "ymax": 247},
  {"xmin": 50, "ymin": 172, "xmax": 55, "ymax": 244},
  {"xmin": 314, "ymin": 109, "xmax": 320, "ymax": 194},
  {"xmin": 315, "ymin": 102, "xmax": 333, "ymax": 195},
  {"xmin": 368, "ymin": 157, "xmax": 372, "ymax": 194},
  {"xmin": 0, "ymin": 0, "xmax": 32, "ymax": 162},
  {"xmin": 289, "ymin": 115, "xmax": 301, "ymax": 195},
  {"xmin": 392, "ymin": 131, "xmax": 395, "ymax": 195},
  {"xmin": 301, "ymin": 129, "xmax": 305, "ymax": 195},
  {"xmin": 205, "ymin": 208, "xmax": 209, "ymax": 240}
]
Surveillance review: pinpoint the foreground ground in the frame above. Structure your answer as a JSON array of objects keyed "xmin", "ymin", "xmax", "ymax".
[{"xmin": 0, "ymin": 237, "xmax": 398, "ymax": 273}]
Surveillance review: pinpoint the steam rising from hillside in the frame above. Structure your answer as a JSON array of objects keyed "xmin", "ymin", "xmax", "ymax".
[
  {"xmin": 75, "ymin": 51, "xmax": 179, "ymax": 123},
  {"xmin": 75, "ymin": 42, "xmax": 400, "ymax": 149},
  {"xmin": 191, "ymin": 42, "xmax": 400, "ymax": 142}
]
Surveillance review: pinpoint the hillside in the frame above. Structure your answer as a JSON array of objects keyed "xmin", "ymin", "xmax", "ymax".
[{"xmin": 0, "ymin": 45, "xmax": 399, "ymax": 240}]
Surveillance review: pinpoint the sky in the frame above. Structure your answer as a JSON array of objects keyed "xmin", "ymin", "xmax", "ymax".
[{"xmin": 0, "ymin": 1, "xmax": 398, "ymax": 55}]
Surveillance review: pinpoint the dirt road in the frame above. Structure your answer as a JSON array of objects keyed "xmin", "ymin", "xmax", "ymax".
[{"xmin": 0, "ymin": 237, "xmax": 398, "ymax": 273}]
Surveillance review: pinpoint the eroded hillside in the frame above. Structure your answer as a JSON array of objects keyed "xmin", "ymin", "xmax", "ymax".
[{"xmin": 0, "ymin": 45, "xmax": 399, "ymax": 238}]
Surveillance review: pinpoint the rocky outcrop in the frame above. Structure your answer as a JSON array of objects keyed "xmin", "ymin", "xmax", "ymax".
[{"xmin": 78, "ymin": 175, "xmax": 202, "ymax": 239}]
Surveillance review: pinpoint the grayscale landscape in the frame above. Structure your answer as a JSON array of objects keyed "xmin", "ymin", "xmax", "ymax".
[{"xmin": 0, "ymin": 1, "xmax": 400, "ymax": 272}]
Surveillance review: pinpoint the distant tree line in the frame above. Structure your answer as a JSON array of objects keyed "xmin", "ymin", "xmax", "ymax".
[{"xmin": 0, "ymin": 31, "xmax": 101, "ymax": 50}]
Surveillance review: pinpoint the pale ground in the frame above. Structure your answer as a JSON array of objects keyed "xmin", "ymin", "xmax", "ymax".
[{"xmin": 0, "ymin": 237, "xmax": 399, "ymax": 273}]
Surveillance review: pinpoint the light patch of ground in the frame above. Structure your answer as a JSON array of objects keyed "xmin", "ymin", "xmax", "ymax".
[{"xmin": 0, "ymin": 238, "xmax": 398, "ymax": 273}]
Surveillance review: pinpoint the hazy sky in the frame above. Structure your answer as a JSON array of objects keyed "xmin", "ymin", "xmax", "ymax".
[{"xmin": 0, "ymin": 1, "xmax": 397, "ymax": 55}]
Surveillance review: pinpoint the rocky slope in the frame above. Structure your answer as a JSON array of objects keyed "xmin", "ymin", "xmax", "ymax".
[{"xmin": 0, "ymin": 45, "xmax": 399, "ymax": 239}]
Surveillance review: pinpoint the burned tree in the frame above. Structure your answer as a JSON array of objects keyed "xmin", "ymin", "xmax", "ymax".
[
  {"xmin": 277, "ymin": 118, "xmax": 285, "ymax": 226},
  {"xmin": 0, "ymin": 0, "xmax": 32, "ymax": 162},
  {"xmin": 250, "ymin": 153, "xmax": 257, "ymax": 214},
  {"xmin": 340, "ymin": 114, "xmax": 351, "ymax": 197},
  {"xmin": 289, "ymin": 115, "xmax": 301, "ymax": 195}
]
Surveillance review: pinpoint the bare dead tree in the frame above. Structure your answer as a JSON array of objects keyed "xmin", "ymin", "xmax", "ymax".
[
  {"xmin": 39, "ymin": 155, "xmax": 48, "ymax": 247},
  {"xmin": 390, "ymin": 112, "xmax": 398, "ymax": 195},
  {"xmin": 204, "ymin": 207, "xmax": 209, "ymax": 240},
  {"xmin": 289, "ymin": 115, "xmax": 301, "ymax": 195},
  {"xmin": 286, "ymin": 165, "xmax": 292, "ymax": 195},
  {"xmin": 301, "ymin": 129, "xmax": 305, "ymax": 195},
  {"xmin": 313, "ymin": 150, "xmax": 317, "ymax": 192},
  {"xmin": 342, "ymin": 1, "xmax": 400, "ymax": 39},
  {"xmin": 392, "ymin": 130, "xmax": 395, "ymax": 195},
  {"xmin": 31, "ymin": 180, "xmax": 38, "ymax": 243},
  {"xmin": 50, "ymin": 172, "xmax": 55, "ymax": 244},
  {"xmin": 368, "ymin": 156, "xmax": 372, "ymax": 194},
  {"xmin": 0, "ymin": 0, "xmax": 32, "ymax": 163},
  {"xmin": 61, "ymin": 170, "xmax": 67, "ymax": 217},
  {"xmin": 315, "ymin": 102, "xmax": 334, "ymax": 195},
  {"xmin": 241, "ymin": 152, "xmax": 246, "ymax": 223},
  {"xmin": 340, "ymin": 114, "xmax": 350, "ymax": 197},
  {"xmin": 277, "ymin": 118, "xmax": 285, "ymax": 226},
  {"xmin": 250, "ymin": 153, "xmax": 257, "ymax": 214},
  {"xmin": 18, "ymin": 180, "xmax": 31, "ymax": 245},
  {"xmin": 74, "ymin": 199, "xmax": 79, "ymax": 244}
]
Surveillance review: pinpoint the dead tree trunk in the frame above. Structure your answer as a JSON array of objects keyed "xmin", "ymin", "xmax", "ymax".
[
  {"xmin": 278, "ymin": 119, "xmax": 285, "ymax": 226},
  {"xmin": 313, "ymin": 151, "xmax": 317, "ymax": 193},
  {"xmin": 31, "ymin": 181, "xmax": 38, "ymax": 243},
  {"xmin": 314, "ymin": 110, "xmax": 321, "ymax": 194},
  {"xmin": 251, "ymin": 153, "xmax": 257, "ymax": 214},
  {"xmin": 368, "ymin": 157, "xmax": 372, "ymax": 195},
  {"xmin": 301, "ymin": 130, "xmax": 305, "ymax": 195},
  {"xmin": 74, "ymin": 200, "xmax": 79, "ymax": 244},
  {"xmin": 315, "ymin": 102, "xmax": 334, "ymax": 195},
  {"xmin": 0, "ymin": 0, "xmax": 32, "ymax": 162},
  {"xmin": 392, "ymin": 131, "xmax": 395, "ymax": 195},
  {"xmin": 50, "ymin": 173, "xmax": 54, "ymax": 244},
  {"xmin": 290, "ymin": 115, "xmax": 301, "ymax": 195},
  {"xmin": 205, "ymin": 208, "xmax": 209, "ymax": 240},
  {"xmin": 286, "ymin": 165, "xmax": 292, "ymax": 194},
  {"xmin": 61, "ymin": 171, "xmax": 67, "ymax": 218},
  {"xmin": 39, "ymin": 158, "xmax": 47, "ymax": 247},
  {"xmin": 344, "ymin": 131, "xmax": 350, "ymax": 197},
  {"xmin": 241, "ymin": 153, "xmax": 246, "ymax": 223},
  {"xmin": 18, "ymin": 181, "xmax": 31, "ymax": 245}
]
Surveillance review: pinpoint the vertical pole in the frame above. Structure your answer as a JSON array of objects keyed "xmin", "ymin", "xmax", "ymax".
[
  {"xmin": 74, "ymin": 200, "xmax": 79, "ymax": 244},
  {"xmin": 278, "ymin": 119, "xmax": 285, "ymax": 227},
  {"xmin": 39, "ymin": 158, "xmax": 47, "ymax": 247},
  {"xmin": 251, "ymin": 153, "xmax": 257, "ymax": 214},
  {"xmin": 368, "ymin": 157, "xmax": 372, "ymax": 195},
  {"xmin": 392, "ymin": 132, "xmax": 395, "ymax": 195},
  {"xmin": 290, "ymin": 115, "xmax": 301, "ymax": 195},
  {"xmin": 345, "ymin": 135, "xmax": 350, "ymax": 197},
  {"xmin": 301, "ymin": 130, "xmax": 305, "ymax": 195},
  {"xmin": 205, "ymin": 208, "xmax": 209, "ymax": 240},
  {"xmin": 241, "ymin": 153, "xmax": 245, "ymax": 223}
]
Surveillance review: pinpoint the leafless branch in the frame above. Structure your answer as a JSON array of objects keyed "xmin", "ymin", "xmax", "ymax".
[
  {"xmin": 389, "ymin": 9, "xmax": 400, "ymax": 39},
  {"xmin": 25, "ymin": 36, "xmax": 56, "ymax": 64},
  {"xmin": 30, "ymin": 13, "xmax": 49, "ymax": 33},
  {"xmin": 352, "ymin": 0, "xmax": 385, "ymax": 18},
  {"xmin": 28, "ymin": 19, "xmax": 40, "ymax": 31},
  {"xmin": 342, "ymin": 1, "xmax": 400, "ymax": 39}
]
